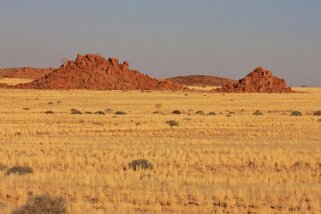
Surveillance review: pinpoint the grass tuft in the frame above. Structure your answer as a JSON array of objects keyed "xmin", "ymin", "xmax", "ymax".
[
  {"xmin": 115, "ymin": 111, "xmax": 126, "ymax": 115},
  {"xmin": 313, "ymin": 111, "xmax": 321, "ymax": 116},
  {"xmin": 291, "ymin": 111, "xmax": 302, "ymax": 116},
  {"xmin": 195, "ymin": 111, "xmax": 205, "ymax": 115},
  {"xmin": 94, "ymin": 111, "xmax": 105, "ymax": 115},
  {"xmin": 128, "ymin": 159, "xmax": 153, "ymax": 171},
  {"xmin": 71, "ymin": 109, "xmax": 83, "ymax": 114},
  {"xmin": 253, "ymin": 110, "xmax": 263, "ymax": 116},
  {"xmin": 166, "ymin": 120, "xmax": 179, "ymax": 127},
  {"xmin": 172, "ymin": 110, "xmax": 181, "ymax": 115}
]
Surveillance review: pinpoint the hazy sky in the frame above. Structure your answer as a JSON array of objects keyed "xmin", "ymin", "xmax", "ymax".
[{"xmin": 0, "ymin": 0, "xmax": 320, "ymax": 86}]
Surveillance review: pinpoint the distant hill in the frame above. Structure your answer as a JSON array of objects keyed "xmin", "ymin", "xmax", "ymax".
[{"xmin": 167, "ymin": 75, "xmax": 237, "ymax": 86}]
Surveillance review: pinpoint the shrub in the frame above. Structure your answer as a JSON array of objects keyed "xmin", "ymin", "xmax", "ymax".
[
  {"xmin": 44, "ymin": 111, "xmax": 54, "ymax": 114},
  {"xmin": 95, "ymin": 111, "xmax": 105, "ymax": 115},
  {"xmin": 195, "ymin": 111, "xmax": 205, "ymax": 115},
  {"xmin": 5, "ymin": 166, "xmax": 33, "ymax": 176},
  {"xmin": 128, "ymin": 159, "xmax": 153, "ymax": 171},
  {"xmin": 166, "ymin": 120, "xmax": 179, "ymax": 127},
  {"xmin": 115, "ymin": 111, "xmax": 126, "ymax": 115},
  {"xmin": 172, "ymin": 110, "xmax": 181, "ymax": 115},
  {"xmin": 207, "ymin": 112, "xmax": 216, "ymax": 116},
  {"xmin": 313, "ymin": 111, "xmax": 321, "ymax": 116},
  {"xmin": 0, "ymin": 163, "xmax": 7, "ymax": 171},
  {"xmin": 71, "ymin": 109, "xmax": 82, "ymax": 114},
  {"xmin": 291, "ymin": 111, "xmax": 302, "ymax": 116},
  {"xmin": 253, "ymin": 110, "xmax": 263, "ymax": 116},
  {"xmin": 48, "ymin": 102, "xmax": 54, "ymax": 105},
  {"xmin": 85, "ymin": 111, "xmax": 92, "ymax": 114},
  {"xmin": 23, "ymin": 108, "xmax": 30, "ymax": 111},
  {"xmin": 13, "ymin": 195, "xmax": 67, "ymax": 214}
]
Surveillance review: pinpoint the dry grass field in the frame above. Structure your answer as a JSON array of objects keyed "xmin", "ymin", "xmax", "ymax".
[
  {"xmin": 0, "ymin": 87, "xmax": 320, "ymax": 213},
  {"xmin": 0, "ymin": 78, "xmax": 34, "ymax": 86}
]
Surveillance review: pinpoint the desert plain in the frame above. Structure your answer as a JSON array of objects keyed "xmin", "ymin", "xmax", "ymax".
[{"xmin": 0, "ymin": 85, "xmax": 320, "ymax": 213}]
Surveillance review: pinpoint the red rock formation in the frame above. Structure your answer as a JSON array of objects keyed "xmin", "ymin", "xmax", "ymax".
[
  {"xmin": 167, "ymin": 75, "xmax": 236, "ymax": 86},
  {"xmin": 216, "ymin": 67, "xmax": 292, "ymax": 93},
  {"xmin": 2, "ymin": 54, "xmax": 184, "ymax": 90}
]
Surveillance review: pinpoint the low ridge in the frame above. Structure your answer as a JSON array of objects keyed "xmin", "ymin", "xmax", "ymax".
[{"xmin": 167, "ymin": 75, "xmax": 236, "ymax": 87}]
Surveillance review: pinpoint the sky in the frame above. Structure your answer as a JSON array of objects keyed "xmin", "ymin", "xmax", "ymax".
[{"xmin": 0, "ymin": 0, "xmax": 320, "ymax": 86}]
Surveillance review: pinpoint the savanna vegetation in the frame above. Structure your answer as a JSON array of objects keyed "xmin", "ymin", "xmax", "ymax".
[{"xmin": 0, "ymin": 87, "xmax": 320, "ymax": 213}]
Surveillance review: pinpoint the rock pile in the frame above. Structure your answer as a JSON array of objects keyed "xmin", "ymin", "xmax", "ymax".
[
  {"xmin": 1, "ymin": 54, "xmax": 183, "ymax": 90},
  {"xmin": 216, "ymin": 67, "xmax": 292, "ymax": 93}
]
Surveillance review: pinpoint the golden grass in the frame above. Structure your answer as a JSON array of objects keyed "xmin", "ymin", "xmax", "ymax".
[
  {"xmin": 0, "ymin": 78, "xmax": 34, "ymax": 85},
  {"xmin": 0, "ymin": 88, "xmax": 320, "ymax": 213},
  {"xmin": 184, "ymin": 85, "xmax": 220, "ymax": 91}
]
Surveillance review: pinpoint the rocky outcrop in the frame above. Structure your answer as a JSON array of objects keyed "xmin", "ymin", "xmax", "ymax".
[
  {"xmin": 216, "ymin": 67, "xmax": 292, "ymax": 93},
  {"xmin": 167, "ymin": 75, "xmax": 236, "ymax": 86},
  {"xmin": 1, "ymin": 54, "xmax": 184, "ymax": 90}
]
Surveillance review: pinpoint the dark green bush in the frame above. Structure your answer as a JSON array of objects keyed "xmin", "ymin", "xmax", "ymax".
[
  {"xmin": 195, "ymin": 111, "xmax": 205, "ymax": 115},
  {"xmin": 291, "ymin": 111, "xmax": 302, "ymax": 116},
  {"xmin": 207, "ymin": 112, "xmax": 216, "ymax": 116},
  {"xmin": 115, "ymin": 111, "xmax": 126, "ymax": 115},
  {"xmin": 313, "ymin": 111, "xmax": 321, "ymax": 116},
  {"xmin": 13, "ymin": 195, "xmax": 67, "ymax": 214},
  {"xmin": 172, "ymin": 110, "xmax": 181, "ymax": 115},
  {"xmin": 253, "ymin": 110, "xmax": 263, "ymax": 116},
  {"xmin": 128, "ymin": 159, "xmax": 153, "ymax": 171},
  {"xmin": 166, "ymin": 120, "xmax": 179, "ymax": 127},
  {"xmin": 95, "ymin": 111, "xmax": 105, "ymax": 115},
  {"xmin": 5, "ymin": 166, "xmax": 33, "ymax": 176},
  {"xmin": 71, "ymin": 109, "xmax": 82, "ymax": 114},
  {"xmin": 44, "ymin": 111, "xmax": 54, "ymax": 114}
]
